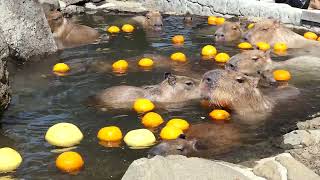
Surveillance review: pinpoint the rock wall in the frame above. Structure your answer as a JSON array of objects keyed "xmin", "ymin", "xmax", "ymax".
[
  {"xmin": 0, "ymin": 0, "xmax": 57, "ymax": 62},
  {"xmin": 0, "ymin": 32, "xmax": 11, "ymax": 112},
  {"xmin": 138, "ymin": 0, "xmax": 303, "ymax": 25}
]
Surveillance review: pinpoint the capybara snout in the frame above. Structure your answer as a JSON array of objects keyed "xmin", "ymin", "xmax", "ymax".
[{"xmin": 146, "ymin": 11, "xmax": 163, "ymax": 31}]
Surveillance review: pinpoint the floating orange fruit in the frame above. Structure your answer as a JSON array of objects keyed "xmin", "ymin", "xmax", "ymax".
[
  {"xmin": 170, "ymin": 52, "xmax": 187, "ymax": 62},
  {"xmin": 304, "ymin": 32, "xmax": 318, "ymax": 40},
  {"xmin": 215, "ymin": 53, "xmax": 230, "ymax": 63},
  {"xmin": 112, "ymin": 60, "xmax": 128, "ymax": 73},
  {"xmin": 247, "ymin": 23, "xmax": 254, "ymax": 29},
  {"xmin": 215, "ymin": 17, "xmax": 225, "ymax": 25},
  {"xmin": 273, "ymin": 70, "xmax": 291, "ymax": 81},
  {"xmin": 208, "ymin": 16, "xmax": 217, "ymax": 25},
  {"xmin": 138, "ymin": 58, "xmax": 154, "ymax": 68},
  {"xmin": 53, "ymin": 63, "xmax": 70, "ymax": 76},
  {"xmin": 141, "ymin": 112, "xmax": 164, "ymax": 128},
  {"xmin": 133, "ymin": 98, "xmax": 155, "ymax": 113},
  {"xmin": 121, "ymin": 24, "xmax": 134, "ymax": 33},
  {"xmin": 201, "ymin": 45, "xmax": 217, "ymax": 57},
  {"xmin": 160, "ymin": 125, "xmax": 183, "ymax": 140},
  {"xmin": 256, "ymin": 42, "xmax": 271, "ymax": 51},
  {"xmin": 97, "ymin": 126, "xmax": 123, "ymax": 142},
  {"xmin": 209, "ymin": 109, "xmax": 230, "ymax": 121},
  {"xmin": 56, "ymin": 151, "xmax": 84, "ymax": 173},
  {"xmin": 166, "ymin": 119, "xmax": 189, "ymax": 131},
  {"xmin": 107, "ymin": 26, "xmax": 120, "ymax": 33},
  {"xmin": 172, "ymin": 35, "xmax": 185, "ymax": 44},
  {"xmin": 238, "ymin": 42, "xmax": 253, "ymax": 49},
  {"xmin": 273, "ymin": 42, "xmax": 288, "ymax": 52}
]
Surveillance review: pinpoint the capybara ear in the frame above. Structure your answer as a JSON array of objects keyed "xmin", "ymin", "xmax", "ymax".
[
  {"xmin": 164, "ymin": 72, "xmax": 177, "ymax": 85},
  {"xmin": 164, "ymin": 72, "xmax": 172, "ymax": 79}
]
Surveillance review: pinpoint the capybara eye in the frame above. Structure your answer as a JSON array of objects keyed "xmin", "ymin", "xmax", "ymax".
[
  {"xmin": 236, "ymin": 78, "xmax": 245, "ymax": 83},
  {"xmin": 232, "ymin": 26, "xmax": 237, "ymax": 30},
  {"xmin": 251, "ymin": 56, "xmax": 259, "ymax": 61},
  {"xmin": 185, "ymin": 81, "xmax": 193, "ymax": 86},
  {"xmin": 257, "ymin": 71, "xmax": 261, "ymax": 74},
  {"xmin": 205, "ymin": 78, "xmax": 212, "ymax": 84}
]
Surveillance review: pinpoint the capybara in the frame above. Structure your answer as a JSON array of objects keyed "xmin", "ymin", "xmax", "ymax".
[
  {"xmin": 225, "ymin": 50, "xmax": 320, "ymax": 83},
  {"xmin": 243, "ymin": 19, "xmax": 319, "ymax": 49},
  {"xmin": 46, "ymin": 10, "xmax": 101, "ymax": 49},
  {"xmin": 214, "ymin": 22, "xmax": 244, "ymax": 42},
  {"xmin": 89, "ymin": 73, "xmax": 200, "ymax": 109},
  {"xmin": 309, "ymin": 0, "xmax": 320, "ymax": 9},
  {"xmin": 148, "ymin": 122, "xmax": 242, "ymax": 157},
  {"xmin": 131, "ymin": 11, "xmax": 163, "ymax": 31},
  {"xmin": 200, "ymin": 69, "xmax": 299, "ymax": 121}
]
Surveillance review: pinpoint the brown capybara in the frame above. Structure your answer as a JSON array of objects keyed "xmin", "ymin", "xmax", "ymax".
[
  {"xmin": 225, "ymin": 50, "xmax": 275, "ymax": 87},
  {"xmin": 148, "ymin": 122, "xmax": 243, "ymax": 157},
  {"xmin": 131, "ymin": 11, "xmax": 163, "ymax": 31},
  {"xmin": 309, "ymin": 0, "xmax": 320, "ymax": 9},
  {"xmin": 225, "ymin": 50, "xmax": 320, "ymax": 84},
  {"xmin": 183, "ymin": 13, "xmax": 193, "ymax": 24},
  {"xmin": 89, "ymin": 73, "xmax": 200, "ymax": 109},
  {"xmin": 214, "ymin": 22, "xmax": 244, "ymax": 42},
  {"xmin": 46, "ymin": 10, "xmax": 101, "ymax": 49},
  {"xmin": 200, "ymin": 69, "xmax": 299, "ymax": 121},
  {"xmin": 243, "ymin": 19, "xmax": 319, "ymax": 49}
]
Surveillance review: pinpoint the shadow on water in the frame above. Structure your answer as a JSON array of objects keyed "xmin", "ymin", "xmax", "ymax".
[{"xmin": 1, "ymin": 12, "xmax": 320, "ymax": 179}]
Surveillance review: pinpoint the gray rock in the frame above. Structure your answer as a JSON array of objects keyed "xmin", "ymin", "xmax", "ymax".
[
  {"xmin": 39, "ymin": 0, "xmax": 60, "ymax": 11},
  {"xmin": 60, "ymin": 0, "xmax": 88, "ymax": 6},
  {"xmin": 281, "ymin": 130, "xmax": 320, "ymax": 149},
  {"xmin": 0, "ymin": 32, "xmax": 10, "ymax": 111},
  {"xmin": 0, "ymin": 0, "xmax": 57, "ymax": 61},
  {"xmin": 122, "ymin": 155, "xmax": 255, "ymax": 180},
  {"xmin": 253, "ymin": 160, "xmax": 285, "ymax": 180},
  {"xmin": 297, "ymin": 117, "xmax": 320, "ymax": 130},
  {"xmin": 63, "ymin": 4, "xmax": 85, "ymax": 14},
  {"xmin": 302, "ymin": 10, "xmax": 320, "ymax": 24},
  {"xmin": 275, "ymin": 154, "xmax": 320, "ymax": 180},
  {"xmin": 287, "ymin": 144, "xmax": 320, "ymax": 175}
]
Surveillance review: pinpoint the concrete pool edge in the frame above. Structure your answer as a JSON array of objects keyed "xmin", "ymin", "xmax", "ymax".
[{"xmin": 122, "ymin": 117, "xmax": 320, "ymax": 180}]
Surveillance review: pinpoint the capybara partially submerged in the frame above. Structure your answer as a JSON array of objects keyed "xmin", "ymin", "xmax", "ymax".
[
  {"xmin": 309, "ymin": 0, "xmax": 320, "ymax": 9},
  {"xmin": 215, "ymin": 22, "xmax": 244, "ymax": 42},
  {"xmin": 243, "ymin": 19, "xmax": 319, "ymax": 48},
  {"xmin": 225, "ymin": 50, "xmax": 320, "ymax": 83},
  {"xmin": 131, "ymin": 11, "xmax": 163, "ymax": 31},
  {"xmin": 46, "ymin": 10, "xmax": 101, "ymax": 49},
  {"xmin": 89, "ymin": 73, "xmax": 200, "ymax": 109},
  {"xmin": 200, "ymin": 69, "xmax": 299, "ymax": 122},
  {"xmin": 149, "ymin": 122, "xmax": 242, "ymax": 157}
]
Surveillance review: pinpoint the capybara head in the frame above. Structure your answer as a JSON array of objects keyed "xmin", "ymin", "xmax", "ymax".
[
  {"xmin": 148, "ymin": 138, "xmax": 198, "ymax": 157},
  {"xmin": 243, "ymin": 19, "xmax": 280, "ymax": 45},
  {"xmin": 152, "ymin": 73, "xmax": 200, "ymax": 102},
  {"xmin": 225, "ymin": 50, "xmax": 275, "ymax": 86},
  {"xmin": 46, "ymin": 10, "xmax": 64, "ymax": 33},
  {"xmin": 183, "ymin": 13, "xmax": 193, "ymax": 24},
  {"xmin": 145, "ymin": 11, "xmax": 163, "ymax": 31},
  {"xmin": 200, "ymin": 69, "xmax": 266, "ymax": 111},
  {"xmin": 215, "ymin": 22, "xmax": 242, "ymax": 42}
]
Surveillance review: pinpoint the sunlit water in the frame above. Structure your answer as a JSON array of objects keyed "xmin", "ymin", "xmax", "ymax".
[{"xmin": 1, "ymin": 12, "xmax": 320, "ymax": 179}]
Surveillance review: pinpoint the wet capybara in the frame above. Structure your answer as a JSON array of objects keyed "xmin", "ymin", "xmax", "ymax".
[
  {"xmin": 131, "ymin": 11, "xmax": 163, "ymax": 31},
  {"xmin": 225, "ymin": 50, "xmax": 320, "ymax": 83},
  {"xmin": 243, "ymin": 19, "xmax": 319, "ymax": 48},
  {"xmin": 225, "ymin": 50, "xmax": 275, "ymax": 87},
  {"xmin": 309, "ymin": 0, "xmax": 320, "ymax": 9},
  {"xmin": 200, "ymin": 69, "xmax": 299, "ymax": 121},
  {"xmin": 148, "ymin": 122, "xmax": 242, "ymax": 157},
  {"xmin": 214, "ymin": 22, "xmax": 244, "ymax": 42},
  {"xmin": 89, "ymin": 73, "xmax": 200, "ymax": 109},
  {"xmin": 46, "ymin": 10, "xmax": 101, "ymax": 49}
]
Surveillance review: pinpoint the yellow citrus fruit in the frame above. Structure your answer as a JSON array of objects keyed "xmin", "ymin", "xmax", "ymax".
[
  {"xmin": 166, "ymin": 119, "xmax": 189, "ymax": 131},
  {"xmin": 273, "ymin": 70, "xmax": 291, "ymax": 81},
  {"xmin": 133, "ymin": 98, "xmax": 155, "ymax": 113},
  {"xmin": 56, "ymin": 151, "xmax": 84, "ymax": 173},
  {"xmin": 107, "ymin": 26, "xmax": 120, "ymax": 33},
  {"xmin": 160, "ymin": 125, "xmax": 184, "ymax": 140},
  {"xmin": 208, "ymin": 16, "xmax": 217, "ymax": 25},
  {"xmin": 318, "ymin": 37, "xmax": 320, "ymax": 41},
  {"xmin": 53, "ymin": 63, "xmax": 70, "ymax": 74},
  {"xmin": 215, "ymin": 17, "xmax": 225, "ymax": 25},
  {"xmin": 304, "ymin": 32, "xmax": 318, "ymax": 40},
  {"xmin": 238, "ymin": 42, "xmax": 253, "ymax": 49},
  {"xmin": 0, "ymin": 147, "xmax": 22, "ymax": 173},
  {"xmin": 112, "ymin": 60, "xmax": 128, "ymax": 73},
  {"xmin": 215, "ymin": 53, "xmax": 230, "ymax": 63},
  {"xmin": 45, "ymin": 122, "xmax": 83, "ymax": 147},
  {"xmin": 273, "ymin": 42, "xmax": 288, "ymax": 52},
  {"xmin": 209, "ymin": 109, "xmax": 230, "ymax": 121},
  {"xmin": 141, "ymin": 112, "xmax": 164, "ymax": 128},
  {"xmin": 170, "ymin": 52, "xmax": 187, "ymax": 62},
  {"xmin": 201, "ymin": 45, "xmax": 217, "ymax": 57},
  {"xmin": 256, "ymin": 42, "xmax": 271, "ymax": 51},
  {"xmin": 97, "ymin": 126, "xmax": 123, "ymax": 142},
  {"xmin": 138, "ymin": 58, "xmax": 154, "ymax": 68},
  {"xmin": 121, "ymin": 24, "xmax": 135, "ymax": 33},
  {"xmin": 124, "ymin": 129, "xmax": 156, "ymax": 148},
  {"xmin": 247, "ymin": 23, "xmax": 255, "ymax": 29},
  {"xmin": 172, "ymin": 35, "xmax": 185, "ymax": 44}
]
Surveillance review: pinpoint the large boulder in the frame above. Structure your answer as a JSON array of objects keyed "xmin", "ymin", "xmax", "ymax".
[
  {"xmin": 0, "ymin": 32, "xmax": 10, "ymax": 112},
  {"xmin": 122, "ymin": 155, "xmax": 262, "ymax": 180},
  {"xmin": 0, "ymin": 0, "xmax": 57, "ymax": 62}
]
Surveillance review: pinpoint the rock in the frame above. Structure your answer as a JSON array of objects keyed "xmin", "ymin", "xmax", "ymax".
[
  {"xmin": 281, "ymin": 130, "xmax": 320, "ymax": 149},
  {"xmin": 275, "ymin": 153, "xmax": 320, "ymax": 180},
  {"xmin": 297, "ymin": 117, "xmax": 320, "ymax": 130},
  {"xmin": 63, "ymin": 4, "xmax": 85, "ymax": 14},
  {"xmin": 39, "ymin": 0, "xmax": 60, "ymax": 11},
  {"xmin": 60, "ymin": 0, "xmax": 88, "ymax": 6},
  {"xmin": 253, "ymin": 159, "xmax": 286, "ymax": 180},
  {"xmin": 122, "ymin": 155, "xmax": 261, "ymax": 180},
  {"xmin": 301, "ymin": 10, "xmax": 320, "ymax": 24},
  {"xmin": 0, "ymin": 32, "xmax": 10, "ymax": 111},
  {"xmin": 85, "ymin": 0, "xmax": 146, "ymax": 12},
  {"xmin": 0, "ymin": 0, "xmax": 57, "ymax": 61},
  {"xmin": 90, "ymin": 0, "xmax": 104, "ymax": 3},
  {"xmin": 287, "ymin": 144, "xmax": 320, "ymax": 175}
]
